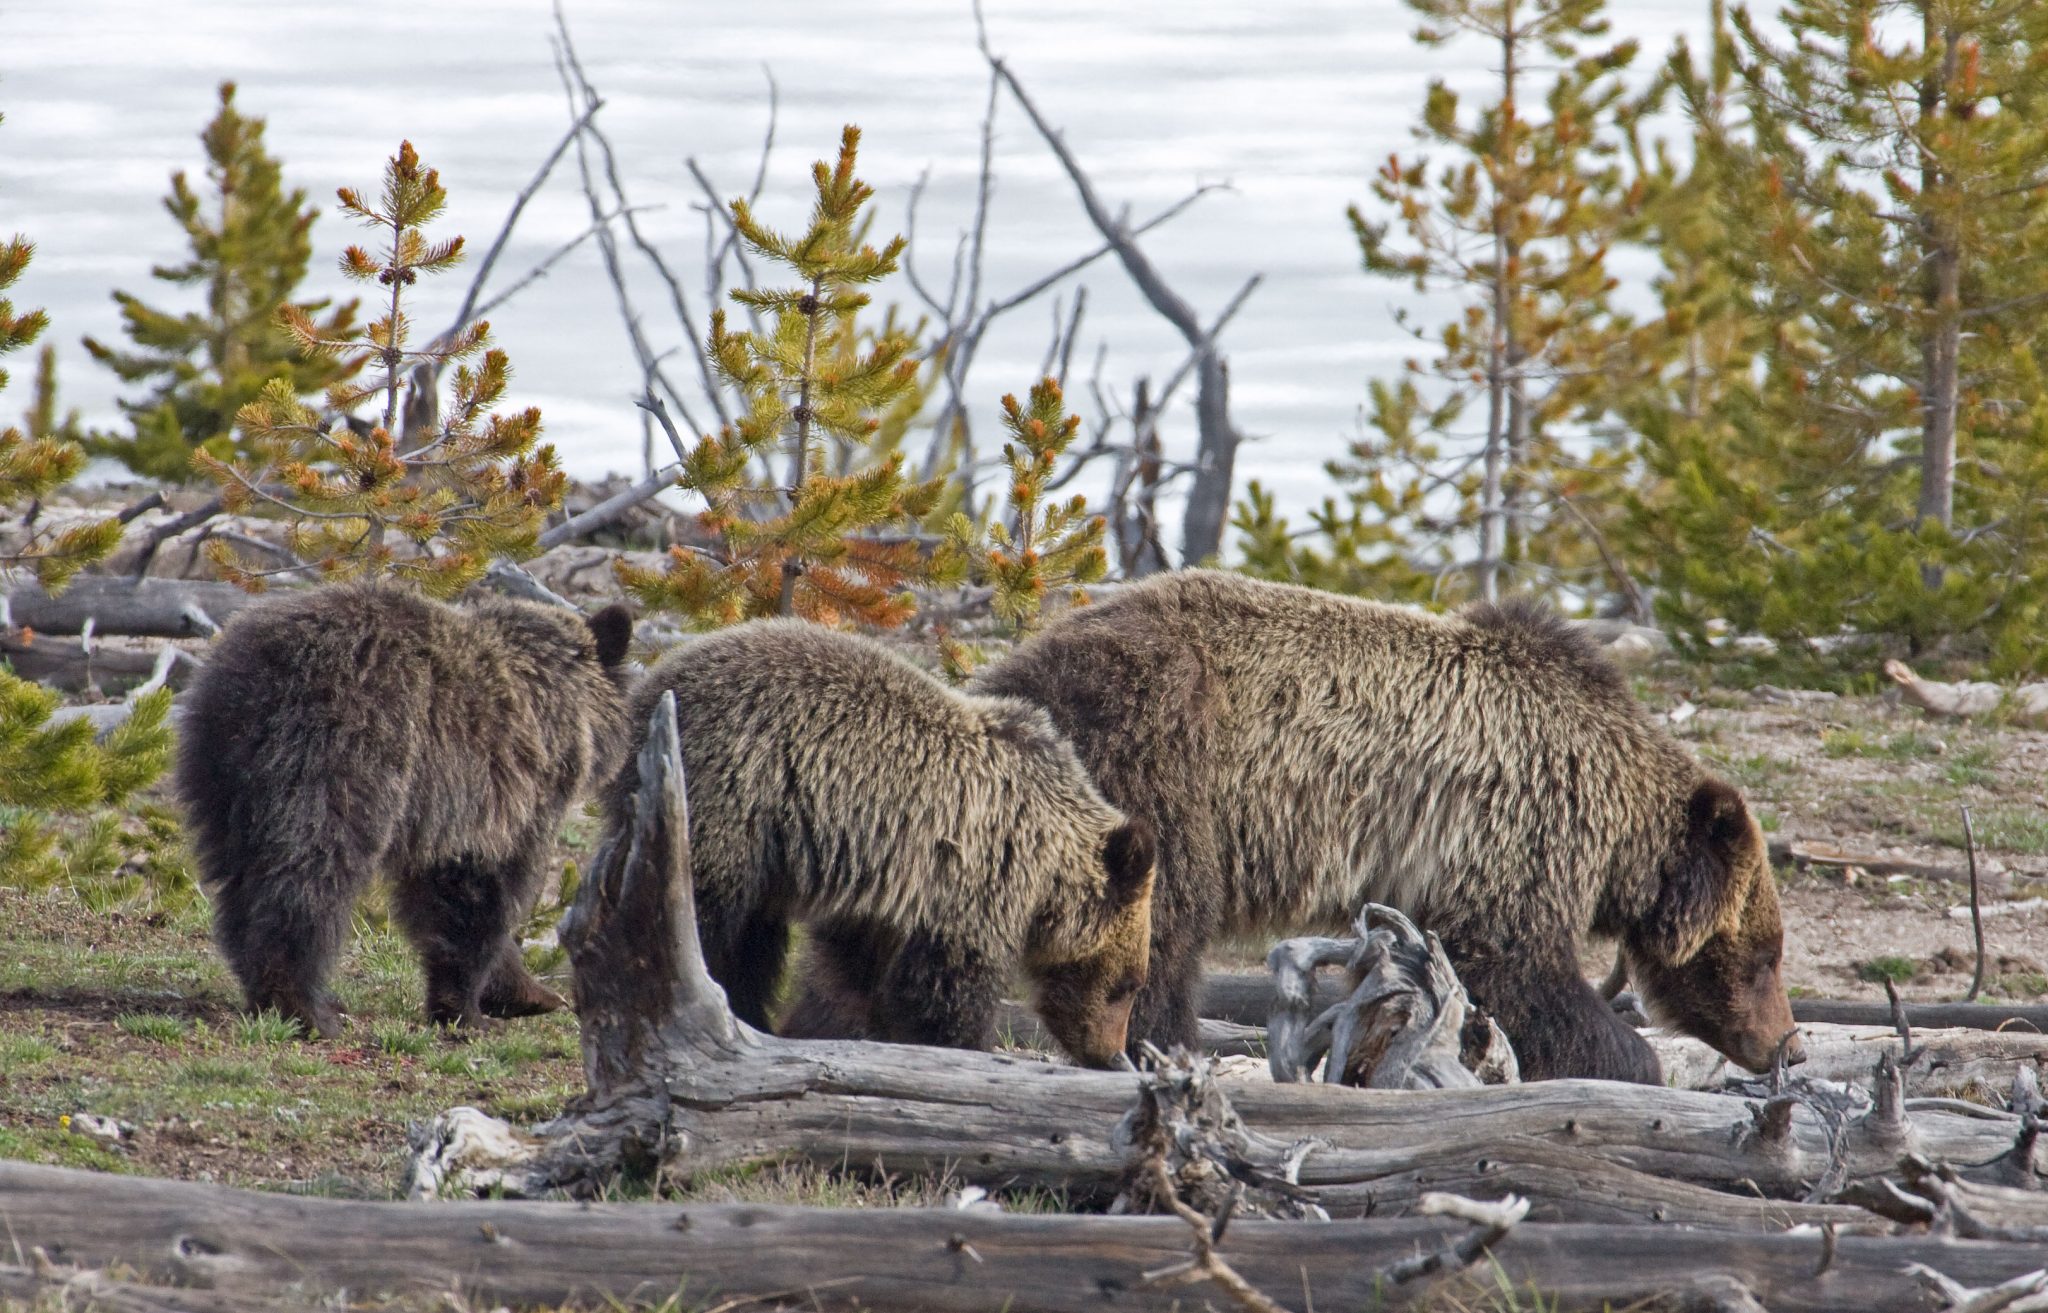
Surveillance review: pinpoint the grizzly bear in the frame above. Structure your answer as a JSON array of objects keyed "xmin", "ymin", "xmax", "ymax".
[
  {"xmin": 176, "ymin": 583, "xmax": 633, "ymax": 1039},
  {"xmin": 605, "ymin": 619, "xmax": 1156, "ymax": 1068},
  {"xmin": 960, "ymin": 570, "xmax": 1800, "ymax": 1084}
]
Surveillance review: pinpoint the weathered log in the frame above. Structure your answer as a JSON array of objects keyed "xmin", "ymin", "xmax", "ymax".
[
  {"xmin": 0, "ymin": 1258, "xmax": 306, "ymax": 1313},
  {"xmin": 3, "ymin": 635, "xmax": 201, "ymax": 698},
  {"xmin": 1201, "ymin": 969, "xmax": 2048, "ymax": 1037},
  {"xmin": 421, "ymin": 695, "xmax": 2042, "ymax": 1234},
  {"xmin": 5, "ymin": 575, "xmax": 256, "ymax": 638},
  {"xmin": 1654, "ymin": 1024, "xmax": 2048, "ymax": 1100},
  {"xmin": 10, "ymin": 1159, "xmax": 2048, "ymax": 1313},
  {"xmin": 1768, "ymin": 836, "xmax": 2011, "ymax": 891}
]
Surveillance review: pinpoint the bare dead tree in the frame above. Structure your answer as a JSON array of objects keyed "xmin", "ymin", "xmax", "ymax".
[{"xmin": 977, "ymin": 4, "xmax": 1259, "ymax": 566}]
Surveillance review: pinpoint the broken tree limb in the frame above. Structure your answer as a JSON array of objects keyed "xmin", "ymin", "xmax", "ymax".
[
  {"xmin": 13, "ymin": 1159, "xmax": 2048, "ymax": 1313},
  {"xmin": 430, "ymin": 696, "xmax": 2042, "ymax": 1232},
  {"xmin": 1769, "ymin": 836, "xmax": 2010, "ymax": 891},
  {"xmin": 1887, "ymin": 659, "xmax": 2048, "ymax": 726}
]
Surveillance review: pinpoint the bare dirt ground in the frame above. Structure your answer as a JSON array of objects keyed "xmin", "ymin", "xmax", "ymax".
[{"xmin": 1649, "ymin": 676, "xmax": 2048, "ymax": 1005}]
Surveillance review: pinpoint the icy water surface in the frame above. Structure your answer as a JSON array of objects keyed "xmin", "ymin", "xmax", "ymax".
[{"xmin": 1, "ymin": 0, "xmax": 1708, "ymax": 544}]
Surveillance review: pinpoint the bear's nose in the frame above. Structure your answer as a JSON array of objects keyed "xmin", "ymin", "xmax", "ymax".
[{"xmin": 1781, "ymin": 1032, "xmax": 1808, "ymax": 1067}]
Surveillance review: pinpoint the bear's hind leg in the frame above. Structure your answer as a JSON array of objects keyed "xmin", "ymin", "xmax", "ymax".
[
  {"xmin": 873, "ymin": 928, "xmax": 1001, "ymax": 1052},
  {"xmin": 206, "ymin": 854, "xmax": 367, "ymax": 1040},
  {"xmin": 392, "ymin": 853, "xmax": 533, "ymax": 1032},
  {"xmin": 779, "ymin": 920, "xmax": 895, "ymax": 1039},
  {"xmin": 479, "ymin": 941, "xmax": 568, "ymax": 1019},
  {"xmin": 701, "ymin": 909, "xmax": 790, "ymax": 1031}
]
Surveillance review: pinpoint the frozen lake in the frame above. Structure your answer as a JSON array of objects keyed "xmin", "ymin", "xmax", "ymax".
[{"xmin": 2, "ymin": 0, "xmax": 1709, "ymax": 549}]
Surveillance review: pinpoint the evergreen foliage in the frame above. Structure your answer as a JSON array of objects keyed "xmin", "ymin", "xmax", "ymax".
[
  {"xmin": 1236, "ymin": 0, "xmax": 1656, "ymax": 607},
  {"xmin": 82, "ymin": 83, "xmax": 360, "ymax": 482},
  {"xmin": 617, "ymin": 127, "xmax": 944, "ymax": 628},
  {"xmin": 0, "ymin": 214, "xmax": 121, "ymax": 590},
  {"xmin": 1628, "ymin": 1, "xmax": 2048, "ymax": 670},
  {"xmin": 936, "ymin": 376, "xmax": 1107, "ymax": 632},
  {"xmin": 196, "ymin": 141, "xmax": 565, "ymax": 598},
  {"xmin": 0, "ymin": 678, "xmax": 176, "ymax": 893}
]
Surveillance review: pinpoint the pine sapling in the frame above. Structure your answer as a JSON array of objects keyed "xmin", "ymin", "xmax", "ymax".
[
  {"xmin": 197, "ymin": 141, "xmax": 565, "ymax": 597},
  {"xmin": 618, "ymin": 126, "xmax": 943, "ymax": 628},
  {"xmin": 82, "ymin": 82, "xmax": 359, "ymax": 481},
  {"xmin": 0, "ymin": 232, "xmax": 122, "ymax": 591},
  {"xmin": 938, "ymin": 376, "xmax": 1106, "ymax": 633}
]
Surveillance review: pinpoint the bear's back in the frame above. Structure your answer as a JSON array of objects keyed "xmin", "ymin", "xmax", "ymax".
[
  {"xmin": 975, "ymin": 571, "xmax": 1692, "ymax": 931},
  {"xmin": 179, "ymin": 583, "xmax": 624, "ymax": 868},
  {"xmin": 622, "ymin": 619, "xmax": 1123, "ymax": 930}
]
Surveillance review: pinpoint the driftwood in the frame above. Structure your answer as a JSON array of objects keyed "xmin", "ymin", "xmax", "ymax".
[
  {"xmin": 1769, "ymin": 836, "xmax": 2012, "ymax": 891},
  {"xmin": 387, "ymin": 695, "xmax": 2044, "ymax": 1245},
  {"xmin": 14, "ymin": 1160, "xmax": 2048, "ymax": 1313},
  {"xmin": 1887, "ymin": 658, "xmax": 2048, "ymax": 726},
  {"xmin": 1, "ymin": 634, "xmax": 201, "ymax": 697},
  {"xmin": 5, "ymin": 575, "xmax": 254, "ymax": 638}
]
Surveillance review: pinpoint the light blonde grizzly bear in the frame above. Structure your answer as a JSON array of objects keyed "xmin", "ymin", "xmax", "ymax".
[
  {"xmin": 956, "ymin": 570, "xmax": 1799, "ymax": 1084},
  {"xmin": 606, "ymin": 619, "xmax": 1156, "ymax": 1068}
]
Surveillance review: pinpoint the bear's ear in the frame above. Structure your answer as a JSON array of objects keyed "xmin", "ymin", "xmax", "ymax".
[
  {"xmin": 585, "ymin": 604, "xmax": 633, "ymax": 668},
  {"xmin": 1643, "ymin": 778, "xmax": 1752, "ymax": 964},
  {"xmin": 1103, "ymin": 817, "xmax": 1156, "ymax": 908}
]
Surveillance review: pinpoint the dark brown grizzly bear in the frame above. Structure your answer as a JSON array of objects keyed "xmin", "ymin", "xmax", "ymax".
[
  {"xmin": 960, "ymin": 569, "xmax": 1801, "ymax": 1084},
  {"xmin": 176, "ymin": 583, "xmax": 633, "ymax": 1038},
  {"xmin": 605, "ymin": 619, "xmax": 1157, "ymax": 1068}
]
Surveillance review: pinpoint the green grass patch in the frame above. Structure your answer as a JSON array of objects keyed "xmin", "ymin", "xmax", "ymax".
[
  {"xmin": 177, "ymin": 1057, "xmax": 267, "ymax": 1087},
  {"xmin": 233, "ymin": 1009, "xmax": 305, "ymax": 1046},
  {"xmin": 1855, "ymin": 955, "xmax": 1921, "ymax": 985},
  {"xmin": 372, "ymin": 1024, "xmax": 432, "ymax": 1057},
  {"xmin": 1939, "ymin": 805, "xmax": 2048, "ymax": 855},
  {"xmin": 0, "ymin": 1034, "xmax": 57, "ymax": 1066},
  {"xmin": 116, "ymin": 1012, "xmax": 192, "ymax": 1042},
  {"xmin": 1944, "ymin": 744, "xmax": 2000, "ymax": 788}
]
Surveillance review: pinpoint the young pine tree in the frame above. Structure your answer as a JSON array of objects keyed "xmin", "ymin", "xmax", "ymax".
[
  {"xmin": 1238, "ymin": 0, "xmax": 1655, "ymax": 607},
  {"xmin": 196, "ymin": 142, "xmax": 564, "ymax": 598},
  {"xmin": 618, "ymin": 127, "xmax": 944, "ymax": 628},
  {"xmin": 0, "ymin": 234, "xmax": 121, "ymax": 590},
  {"xmin": 936, "ymin": 376, "xmax": 1107, "ymax": 632},
  {"xmin": 1632, "ymin": 1, "xmax": 2048, "ymax": 669},
  {"xmin": 83, "ymin": 82, "xmax": 359, "ymax": 481},
  {"xmin": 0, "ymin": 179, "xmax": 171, "ymax": 891}
]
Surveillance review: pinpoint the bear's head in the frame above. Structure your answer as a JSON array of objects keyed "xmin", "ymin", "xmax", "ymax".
[
  {"xmin": 1625, "ymin": 778, "xmax": 1803, "ymax": 1073},
  {"xmin": 1029, "ymin": 817, "xmax": 1157, "ymax": 1068}
]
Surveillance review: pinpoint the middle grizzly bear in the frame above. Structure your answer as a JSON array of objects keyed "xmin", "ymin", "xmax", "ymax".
[
  {"xmin": 964, "ymin": 570, "xmax": 1800, "ymax": 1084},
  {"xmin": 608, "ymin": 619, "xmax": 1156, "ymax": 1068}
]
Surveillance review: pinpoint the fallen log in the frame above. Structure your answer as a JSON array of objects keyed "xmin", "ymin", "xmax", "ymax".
[
  {"xmin": 400, "ymin": 695, "xmax": 2043, "ymax": 1234},
  {"xmin": 1768, "ymin": 836, "xmax": 2012, "ymax": 891},
  {"xmin": 8, "ymin": 1158, "xmax": 2048, "ymax": 1313},
  {"xmin": 5, "ymin": 575, "xmax": 256, "ymax": 639},
  {"xmin": 1201, "ymin": 970, "xmax": 2048, "ymax": 1037},
  {"xmin": 2, "ymin": 634, "xmax": 201, "ymax": 697},
  {"xmin": 1654, "ymin": 1024, "xmax": 2048, "ymax": 1100}
]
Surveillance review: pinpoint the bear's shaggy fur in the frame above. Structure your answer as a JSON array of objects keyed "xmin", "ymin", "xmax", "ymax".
[
  {"xmin": 965, "ymin": 570, "xmax": 1799, "ymax": 1083},
  {"xmin": 607, "ymin": 619, "xmax": 1156, "ymax": 1068},
  {"xmin": 177, "ymin": 584, "xmax": 633, "ymax": 1038}
]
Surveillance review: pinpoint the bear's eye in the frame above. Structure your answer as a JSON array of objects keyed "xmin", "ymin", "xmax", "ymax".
[{"xmin": 1108, "ymin": 975, "xmax": 1141, "ymax": 1003}]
